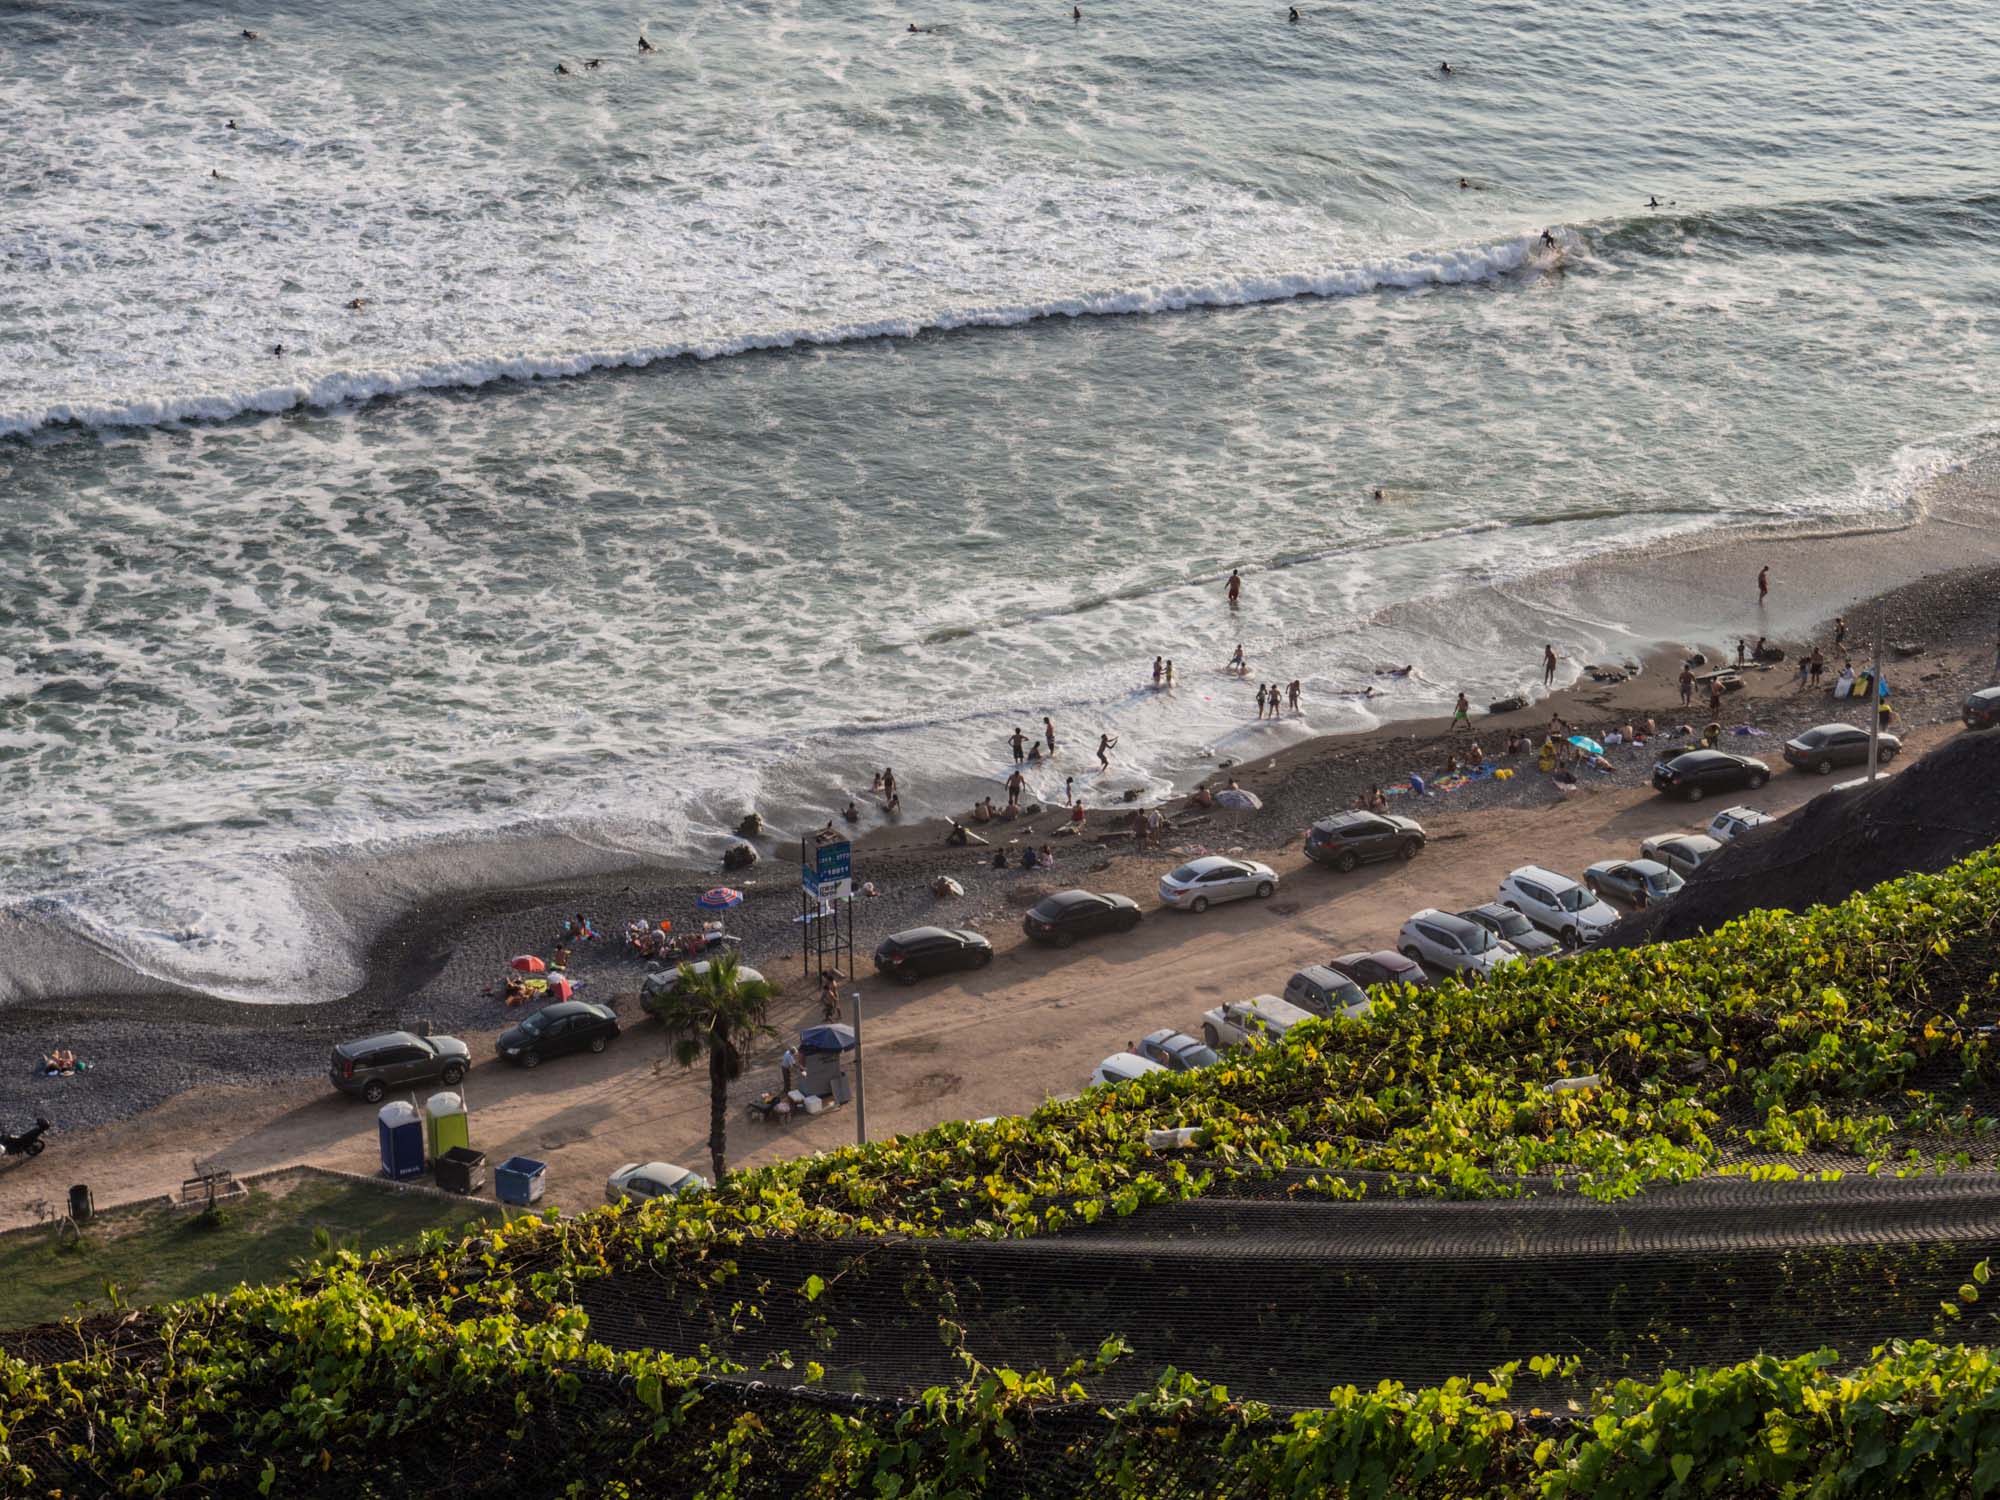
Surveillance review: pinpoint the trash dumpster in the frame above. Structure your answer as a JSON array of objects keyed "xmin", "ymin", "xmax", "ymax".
[
  {"xmin": 425, "ymin": 1091, "xmax": 469, "ymax": 1159},
  {"xmin": 378, "ymin": 1100, "xmax": 426, "ymax": 1180},
  {"xmin": 68, "ymin": 1184, "xmax": 94, "ymax": 1223},
  {"xmin": 494, "ymin": 1155, "xmax": 546, "ymax": 1206},
  {"xmin": 434, "ymin": 1146, "xmax": 486, "ymax": 1196}
]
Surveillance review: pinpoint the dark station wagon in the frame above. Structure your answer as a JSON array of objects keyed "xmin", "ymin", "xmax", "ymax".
[
  {"xmin": 873, "ymin": 926, "xmax": 994, "ymax": 984},
  {"xmin": 1021, "ymin": 889, "xmax": 1141, "ymax": 948},
  {"xmin": 1303, "ymin": 811, "xmax": 1426, "ymax": 871},
  {"xmin": 329, "ymin": 1030, "xmax": 470, "ymax": 1103}
]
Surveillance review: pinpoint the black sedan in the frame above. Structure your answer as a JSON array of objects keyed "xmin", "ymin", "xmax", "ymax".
[
  {"xmin": 1329, "ymin": 950, "xmax": 1431, "ymax": 990},
  {"xmin": 1459, "ymin": 903, "xmax": 1561, "ymax": 960},
  {"xmin": 1965, "ymin": 687, "xmax": 2000, "ymax": 731},
  {"xmin": 1138, "ymin": 1028, "xmax": 1219, "ymax": 1072},
  {"xmin": 496, "ymin": 1001, "xmax": 620, "ymax": 1069},
  {"xmin": 1650, "ymin": 749, "xmax": 1769, "ymax": 802},
  {"xmin": 1022, "ymin": 889, "xmax": 1141, "ymax": 947},
  {"xmin": 1783, "ymin": 722, "xmax": 1899, "ymax": 775},
  {"xmin": 873, "ymin": 926, "xmax": 993, "ymax": 985}
]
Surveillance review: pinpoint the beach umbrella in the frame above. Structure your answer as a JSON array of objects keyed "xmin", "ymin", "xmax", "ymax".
[
  {"xmin": 1213, "ymin": 787, "xmax": 1263, "ymax": 810},
  {"xmin": 1568, "ymin": 735, "xmax": 1605, "ymax": 756},
  {"xmin": 799, "ymin": 1023, "xmax": 857, "ymax": 1054},
  {"xmin": 510, "ymin": 954, "xmax": 546, "ymax": 974},
  {"xmin": 547, "ymin": 974, "xmax": 574, "ymax": 1002},
  {"xmin": 697, "ymin": 887, "xmax": 745, "ymax": 909}
]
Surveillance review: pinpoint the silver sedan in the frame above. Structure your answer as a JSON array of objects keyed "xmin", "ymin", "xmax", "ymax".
[{"xmin": 1157, "ymin": 855, "xmax": 1279, "ymax": 913}]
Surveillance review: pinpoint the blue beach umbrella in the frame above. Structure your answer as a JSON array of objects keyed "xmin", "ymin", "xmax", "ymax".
[
  {"xmin": 1568, "ymin": 735, "xmax": 1605, "ymax": 756},
  {"xmin": 799, "ymin": 1024, "xmax": 857, "ymax": 1054},
  {"xmin": 697, "ymin": 887, "xmax": 745, "ymax": 909}
]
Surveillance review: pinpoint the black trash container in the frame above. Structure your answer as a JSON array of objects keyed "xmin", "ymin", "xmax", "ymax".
[
  {"xmin": 434, "ymin": 1146, "xmax": 486, "ymax": 1196},
  {"xmin": 68, "ymin": 1184, "xmax": 93, "ymax": 1223}
]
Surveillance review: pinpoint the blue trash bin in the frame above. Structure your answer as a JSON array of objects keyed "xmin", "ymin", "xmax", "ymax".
[{"xmin": 494, "ymin": 1155, "xmax": 546, "ymax": 1205}]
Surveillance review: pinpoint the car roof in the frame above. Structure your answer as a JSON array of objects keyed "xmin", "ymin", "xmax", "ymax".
[
  {"xmin": 1802, "ymin": 722, "xmax": 1862, "ymax": 737},
  {"xmin": 1097, "ymin": 1053, "xmax": 1165, "ymax": 1075},
  {"xmin": 537, "ymin": 1002, "xmax": 601, "ymax": 1020},
  {"xmin": 1312, "ymin": 810, "xmax": 1376, "ymax": 830},
  {"xmin": 887, "ymin": 926, "xmax": 960, "ymax": 944},
  {"xmin": 1411, "ymin": 908, "xmax": 1482, "ymax": 938},
  {"xmin": 1461, "ymin": 902, "xmax": 1515, "ymax": 921},
  {"xmin": 1142, "ymin": 1027, "xmax": 1195, "ymax": 1048},
  {"xmin": 339, "ymin": 1030, "xmax": 421, "ymax": 1054},
  {"xmin": 1667, "ymin": 749, "xmax": 1737, "ymax": 766},
  {"xmin": 1626, "ymin": 859, "xmax": 1672, "ymax": 876},
  {"xmin": 1041, "ymin": 888, "xmax": 1103, "ymax": 908},
  {"xmin": 1508, "ymin": 865, "xmax": 1579, "ymax": 890},
  {"xmin": 1175, "ymin": 855, "xmax": 1243, "ymax": 875},
  {"xmin": 1971, "ymin": 687, "xmax": 2000, "ymax": 703},
  {"xmin": 1293, "ymin": 963, "xmax": 1358, "ymax": 988},
  {"xmin": 1238, "ymin": 995, "xmax": 1315, "ymax": 1022},
  {"xmin": 1337, "ymin": 949, "xmax": 1412, "ymax": 967}
]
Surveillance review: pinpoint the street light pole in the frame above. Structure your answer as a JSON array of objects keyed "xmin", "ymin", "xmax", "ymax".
[
  {"xmin": 851, "ymin": 989, "xmax": 866, "ymax": 1147},
  {"xmin": 1867, "ymin": 615, "xmax": 1883, "ymax": 782}
]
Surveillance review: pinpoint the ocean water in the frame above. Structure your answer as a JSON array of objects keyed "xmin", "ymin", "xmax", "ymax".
[{"xmin": 3, "ymin": 0, "xmax": 1997, "ymax": 1002}]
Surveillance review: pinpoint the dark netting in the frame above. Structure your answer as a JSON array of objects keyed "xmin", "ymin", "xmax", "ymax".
[{"xmin": 581, "ymin": 1174, "xmax": 2000, "ymax": 1409}]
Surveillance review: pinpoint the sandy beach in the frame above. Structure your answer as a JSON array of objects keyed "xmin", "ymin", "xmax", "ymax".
[{"xmin": 2, "ymin": 495, "xmax": 1995, "ymax": 1228}]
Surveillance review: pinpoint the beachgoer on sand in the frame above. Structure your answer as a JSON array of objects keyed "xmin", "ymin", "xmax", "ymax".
[
  {"xmin": 1679, "ymin": 665, "xmax": 1695, "ymax": 707},
  {"xmin": 1451, "ymin": 693, "xmax": 1471, "ymax": 731},
  {"xmin": 1757, "ymin": 565, "xmax": 1770, "ymax": 603}
]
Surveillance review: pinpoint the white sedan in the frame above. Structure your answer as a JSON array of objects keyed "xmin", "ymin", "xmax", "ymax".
[
  {"xmin": 1157, "ymin": 855, "xmax": 1279, "ymax": 913},
  {"xmin": 1090, "ymin": 1052, "xmax": 1168, "ymax": 1088},
  {"xmin": 605, "ymin": 1161, "xmax": 709, "ymax": 1204}
]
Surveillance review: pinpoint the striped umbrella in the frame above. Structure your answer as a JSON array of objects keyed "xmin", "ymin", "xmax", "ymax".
[{"xmin": 697, "ymin": 887, "xmax": 745, "ymax": 909}]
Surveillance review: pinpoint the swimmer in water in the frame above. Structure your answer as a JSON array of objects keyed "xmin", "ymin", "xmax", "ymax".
[
  {"xmin": 1541, "ymin": 229, "xmax": 1557, "ymax": 249},
  {"xmin": 346, "ymin": 297, "xmax": 366, "ymax": 310},
  {"xmin": 1372, "ymin": 487, "xmax": 1384, "ymax": 500},
  {"xmin": 1647, "ymin": 195, "xmax": 1660, "ymax": 208},
  {"xmin": 227, "ymin": 118, "xmax": 237, "ymax": 129},
  {"xmin": 554, "ymin": 62, "xmax": 571, "ymax": 75},
  {"xmin": 638, "ymin": 34, "xmax": 657, "ymax": 52},
  {"xmin": 1288, "ymin": 6, "xmax": 1299, "ymax": 19},
  {"xmin": 241, "ymin": 29, "xmax": 259, "ymax": 40},
  {"xmin": 1459, "ymin": 176, "xmax": 1470, "ymax": 189},
  {"xmin": 585, "ymin": 57, "xmax": 602, "ymax": 69},
  {"xmin": 210, "ymin": 168, "xmax": 221, "ymax": 179},
  {"xmin": 1439, "ymin": 61, "xmax": 1453, "ymax": 74},
  {"xmin": 272, "ymin": 343, "xmax": 284, "ymax": 356},
  {"xmin": 1073, "ymin": 5, "xmax": 1082, "ymax": 19}
]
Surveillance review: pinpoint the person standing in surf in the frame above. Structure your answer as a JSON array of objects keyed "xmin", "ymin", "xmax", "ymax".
[
  {"xmin": 1043, "ymin": 716, "xmax": 1056, "ymax": 755},
  {"xmin": 1451, "ymin": 692, "xmax": 1472, "ymax": 732},
  {"xmin": 1096, "ymin": 733, "xmax": 1116, "ymax": 770},
  {"xmin": 1543, "ymin": 643, "xmax": 1557, "ymax": 686},
  {"xmin": 1225, "ymin": 569, "xmax": 1242, "ymax": 608},
  {"xmin": 1009, "ymin": 726, "xmax": 1027, "ymax": 765},
  {"xmin": 1758, "ymin": 565, "xmax": 1770, "ymax": 605},
  {"xmin": 1254, "ymin": 683, "xmax": 1268, "ymax": 719}
]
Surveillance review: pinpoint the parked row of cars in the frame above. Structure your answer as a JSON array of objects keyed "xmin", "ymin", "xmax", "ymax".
[{"xmin": 1649, "ymin": 720, "xmax": 1906, "ymax": 803}]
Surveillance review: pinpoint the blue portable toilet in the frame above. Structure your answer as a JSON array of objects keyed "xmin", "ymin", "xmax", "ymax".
[{"xmin": 378, "ymin": 1100, "xmax": 426, "ymax": 1180}]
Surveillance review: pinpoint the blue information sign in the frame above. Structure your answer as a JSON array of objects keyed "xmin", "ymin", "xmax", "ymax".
[{"xmin": 803, "ymin": 839, "xmax": 852, "ymax": 898}]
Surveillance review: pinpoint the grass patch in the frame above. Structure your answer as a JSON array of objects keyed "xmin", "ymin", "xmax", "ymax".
[{"xmin": 0, "ymin": 1174, "xmax": 499, "ymax": 1330}]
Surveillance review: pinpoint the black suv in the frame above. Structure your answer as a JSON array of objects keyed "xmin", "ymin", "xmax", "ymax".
[
  {"xmin": 1022, "ymin": 890, "xmax": 1140, "ymax": 947},
  {"xmin": 874, "ymin": 927, "xmax": 994, "ymax": 984},
  {"xmin": 1650, "ymin": 750, "xmax": 1769, "ymax": 801},
  {"xmin": 330, "ymin": 1031, "xmax": 470, "ymax": 1103},
  {"xmin": 1303, "ymin": 811, "xmax": 1426, "ymax": 871}
]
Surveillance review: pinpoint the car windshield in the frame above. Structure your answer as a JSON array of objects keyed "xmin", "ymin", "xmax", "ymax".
[
  {"xmin": 1646, "ymin": 871, "xmax": 1683, "ymax": 894},
  {"xmin": 1460, "ymin": 925, "xmax": 1497, "ymax": 953},
  {"xmin": 1179, "ymin": 1044, "xmax": 1220, "ymax": 1068},
  {"xmin": 1494, "ymin": 911, "xmax": 1532, "ymax": 939},
  {"xmin": 518, "ymin": 1012, "xmax": 547, "ymax": 1034},
  {"xmin": 1556, "ymin": 886, "xmax": 1593, "ymax": 911}
]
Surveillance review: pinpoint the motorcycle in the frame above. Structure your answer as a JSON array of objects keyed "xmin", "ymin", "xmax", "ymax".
[{"xmin": 0, "ymin": 1117, "xmax": 51, "ymax": 1158}]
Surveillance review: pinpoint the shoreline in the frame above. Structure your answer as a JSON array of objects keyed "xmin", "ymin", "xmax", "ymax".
[{"xmin": 2, "ymin": 481, "xmax": 1994, "ymax": 1040}]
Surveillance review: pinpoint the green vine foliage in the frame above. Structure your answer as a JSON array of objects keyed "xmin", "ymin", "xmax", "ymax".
[{"xmin": 5, "ymin": 846, "xmax": 2000, "ymax": 1495}]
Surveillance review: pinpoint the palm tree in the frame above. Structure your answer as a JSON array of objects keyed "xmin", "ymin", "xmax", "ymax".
[{"xmin": 654, "ymin": 950, "xmax": 776, "ymax": 1183}]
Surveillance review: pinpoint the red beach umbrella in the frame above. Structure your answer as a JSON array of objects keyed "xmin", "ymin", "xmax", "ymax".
[{"xmin": 510, "ymin": 954, "xmax": 547, "ymax": 974}]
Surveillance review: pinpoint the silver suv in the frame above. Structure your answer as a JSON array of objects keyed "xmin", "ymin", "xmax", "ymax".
[{"xmin": 329, "ymin": 1030, "xmax": 469, "ymax": 1103}]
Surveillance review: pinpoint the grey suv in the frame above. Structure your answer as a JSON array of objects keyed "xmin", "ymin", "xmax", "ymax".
[{"xmin": 330, "ymin": 1030, "xmax": 470, "ymax": 1103}]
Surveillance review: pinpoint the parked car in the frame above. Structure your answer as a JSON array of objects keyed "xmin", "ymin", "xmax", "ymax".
[
  {"xmin": 1091, "ymin": 1053, "xmax": 1168, "ymax": 1088},
  {"xmin": 873, "ymin": 926, "xmax": 993, "ymax": 984},
  {"xmin": 1498, "ymin": 866, "xmax": 1620, "ymax": 949},
  {"xmin": 1303, "ymin": 811, "xmax": 1426, "ymax": 871},
  {"xmin": 1201, "ymin": 994, "xmax": 1319, "ymax": 1050},
  {"xmin": 1706, "ymin": 805, "xmax": 1772, "ymax": 842},
  {"xmin": 1965, "ymin": 687, "xmax": 2000, "ymax": 731},
  {"xmin": 1584, "ymin": 858, "xmax": 1685, "ymax": 909},
  {"xmin": 1783, "ymin": 722, "xmax": 1899, "ymax": 775},
  {"xmin": 1638, "ymin": 832, "xmax": 1723, "ymax": 879},
  {"xmin": 1651, "ymin": 749, "xmax": 1770, "ymax": 801},
  {"xmin": 496, "ymin": 1001, "xmax": 620, "ymax": 1069},
  {"xmin": 1157, "ymin": 855, "xmax": 1278, "ymax": 912},
  {"xmin": 329, "ymin": 1030, "xmax": 469, "ymax": 1103},
  {"xmin": 1137, "ymin": 1028, "xmax": 1219, "ymax": 1072},
  {"xmin": 640, "ymin": 960, "xmax": 767, "ymax": 1016},
  {"xmin": 1282, "ymin": 965, "xmax": 1372, "ymax": 1018},
  {"xmin": 1458, "ymin": 903, "xmax": 1560, "ymax": 961},
  {"xmin": 1397, "ymin": 908, "xmax": 1518, "ymax": 977},
  {"xmin": 605, "ymin": 1161, "xmax": 708, "ymax": 1204},
  {"xmin": 1329, "ymin": 949, "xmax": 1432, "ymax": 989},
  {"xmin": 1022, "ymin": 889, "xmax": 1141, "ymax": 947}
]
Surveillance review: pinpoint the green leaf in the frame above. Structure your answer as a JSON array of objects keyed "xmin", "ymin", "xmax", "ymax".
[
  {"xmin": 804, "ymin": 1274, "xmax": 826, "ymax": 1302},
  {"xmin": 1672, "ymin": 1453, "xmax": 1694, "ymax": 1484}
]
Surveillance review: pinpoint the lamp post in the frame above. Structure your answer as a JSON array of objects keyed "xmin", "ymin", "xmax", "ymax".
[{"xmin": 851, "ymin": 990, "xmax": 866, "ymax": 1146}]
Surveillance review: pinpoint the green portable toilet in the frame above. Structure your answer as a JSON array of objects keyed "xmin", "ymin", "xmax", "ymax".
[{"xmin": 425, "ymin": 1090, "xmax": 469, "ymax": 1159}]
